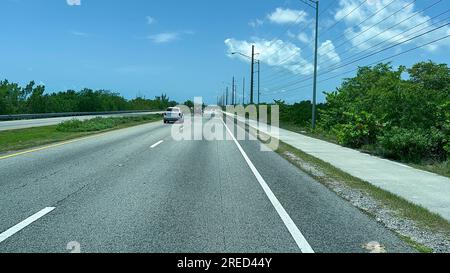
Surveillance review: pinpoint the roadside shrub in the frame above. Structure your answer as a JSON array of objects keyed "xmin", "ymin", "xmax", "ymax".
[
  {"xmin": 332, "ymin": 111, "xmax": 380, "ymax": 148},
  {"xmin": 275, "ymin": 100, "xmax": 326, "ymax": 128},
  {"xmin": 319, "ymin": 61, "xmax": 449, "ymax": 165},
  {"xmin": 378, "ymin": 127, "xmax": 447, "ymax": 163},
  {"xmin": 56, "ymin": 119, "xmax": 84, "ymax": 132},
  {"xmin": 439, "ymin": 102, "xmax": 450, "ymax": 158},
  {"xmin": 445, "ymin": 138, "xmax": 450, "ymax": 158},
  {"xmin": 56, "ymin": 116, "xmax": 157, "ymax": 133}
]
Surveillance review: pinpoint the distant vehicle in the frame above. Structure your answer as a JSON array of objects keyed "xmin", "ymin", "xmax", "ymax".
[
  {"xmin": 164, "ymin": 107, "xmax": 184, "ymax": 124},
  {"xmin": 203, "ymin": 109, "xmax": 217, "ymax": 118}
]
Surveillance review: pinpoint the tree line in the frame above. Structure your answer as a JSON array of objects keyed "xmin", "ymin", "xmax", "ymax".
[
  {"xmin": 274, "ymin": 61, "xmax": 449, "ymax": 164},
  {"xmin": 0, "ymin": 80, "xmax": 177, "ymax": 115}
]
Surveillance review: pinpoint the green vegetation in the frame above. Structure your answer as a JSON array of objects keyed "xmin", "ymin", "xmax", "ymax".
[
  {"xmin": 56, "ymin": 115, "xmax": 161, "ymax": 132},
  {"xmin": 0, "ymin": 126, "xmax": 89, "ymax": 154},
  {"xmin": 320, "ymin": 61, "xmax": 449, "ymax": 163},
  {"xmin": 0, "ymin": 115, "xmax": 162, "ymax": 154},
  {"xmin": 410, "ymin": 161, "xmax": 450, "ymax": 178},
  {"xmin": 397, "ymin": 235, "xmax": 433, "ymax": 253},
  {"xmin": 0, "ymin": 79, "xmax": 177, "ymax": 115},
  {"xmin": 270, "ymin": 61, "xmax": 449, "ymax": 176}
]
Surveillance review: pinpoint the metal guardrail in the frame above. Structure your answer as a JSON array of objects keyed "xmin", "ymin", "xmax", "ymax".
[{"xmin": 0, "ymin": 110, "xmax": 163, "ymax": 121}]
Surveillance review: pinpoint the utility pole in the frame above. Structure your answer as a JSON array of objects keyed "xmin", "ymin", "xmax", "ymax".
[
  {"xmin": 236, "ymin": 85, "xmax": 238, "ymax": 105},
  {"xmin": 232, "ymin": 76, "xmax": 235, "ymax": 106},
  {"xmin": 234, "ymin": 80, "xmax": 237, "ymax": 106},
  {"xmin": 234, "ymin": 82, "xmax": 237, "ymax": 106},
  {"xmin": 250, "ymin": 45, "xmax": 255, "ymax": 105},
  {"xmin": 242, "ymin": 77, "xmax": 245, "ymax": 106},
  {"xmin": 257, "ymin": 61, "xmax": 260, "ymax": 105},
  {"xmin": 226, "ymin": 86, "xmax": 229, "ymax": 106},
  {"xmin": 312, "ymin": 0, "xmax": 319, "ymax": 130}
]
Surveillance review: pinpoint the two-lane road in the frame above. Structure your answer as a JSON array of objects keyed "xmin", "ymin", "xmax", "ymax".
[{"xmin": 0, "ymin": 116, "xmax": 412, "ymax": 253}]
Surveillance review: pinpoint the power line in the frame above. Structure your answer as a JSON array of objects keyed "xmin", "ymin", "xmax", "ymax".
[
  {"xmin": 262, "ymin": 1, "xmax": 320, "ymax": 62},
  {"xmin": 319, "ymin": 0, "xmax": 339, "ymax": 16},
  {"xmin": 263, "ymin": 8, "xmax": 449, "ymax": 89},
  {"xmin": 264, "ymin": 2, "xmax": 314, "ymax": 52},
  {"xmin": 263, "ymin": 34, "xmax": 450, "ymax": 98},
  {"xmin": 320, "ymin": 10, "xmax": 450, "ymax": 74},
  {"xmin": 271, "ymin": 22, "xmax": 449, "ymax": 92},
  {"xmin": 312, "ymin": 0, "xmax": 419, "ymax": 63},
  {"xmin": 320, "ymin": 0, "xmax": 397, "ymax": 48},
  {"xmin": 262, "ymin": 0, "xmax": 441, "ymax": 88},
  {"xmin": 320, "ymin": 0, "xmax": 369, "ymax": 37},
  {"xmin": 261, "ymin": 0, "xmax": 401, "ymax": 83},
  {"xmin": 319, "ymin": 0, "xmax": 435, "ymax": 64},
  {"xmin": 256, "ymin": 0, "xmax": 341, "ymax": 84}
]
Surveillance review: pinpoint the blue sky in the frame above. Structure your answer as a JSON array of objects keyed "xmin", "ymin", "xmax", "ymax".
[{"xmin": 1, "ymin": 0, "xmax": 449, "ymax": 104}]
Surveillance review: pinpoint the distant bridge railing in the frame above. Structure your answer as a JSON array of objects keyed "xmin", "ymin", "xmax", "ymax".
[{"xmin": 0, "ymin": 110, "xmax": 164, "ymax": 121}]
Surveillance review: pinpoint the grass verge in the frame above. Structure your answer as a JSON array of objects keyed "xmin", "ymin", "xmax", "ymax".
[
  {"xmin": 275, "ymin": 141, "xmax": 450, "ymax": 234},
  {"xmin": 0, "ymin": 115, "xmax": 162, "ymax": 154},
  {"xmin": 397, "ymin": 234, "xmax": 433, "ymax": 253},
  {"xmin": 275, "ymin": 140, "xmax": 450, "ymax": 251},
  {"xmin": 409, "ymin": 161, "xmax": 450, "ymax": 178}
]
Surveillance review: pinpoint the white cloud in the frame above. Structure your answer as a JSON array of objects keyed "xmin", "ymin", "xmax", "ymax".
[
  {"xmin": 319, "ymin": 40, "xmax": 341, "ymax": 63},
  {"xmin": 335, "ymin": 0, "xmax": 450, "ymax": 52},
  {"xmin": 297, "ymin": 33, "xmax": 309, "ymax": 44},
  {"xmin": 225, "ymin": 38, "xmax": 341, "ymax": 75},
  {"xmin": 249, "ymin": 19, "xmax": 264, "ymax": 28},
  {"xmin": 66, "ymin": 0, "xmax": 81, "ymax": 6},
  {"xmin": 267, "ymin": 8, "xmax": 308, "ymax": 25},
  {"xmin": 71, "ymin": 31, "xmax": 88, "ymax": 37},
  {"xmin": 287, "ymin": 31, "xmax": 296, "ymax": 39},
  {"xmin": 146, "ymin": 16, "xmax": 156, "ymax": 25},
  {"xmin": 148, "ymin": 32, "xmax": 179, "ymax": 43},
  {"xmin": 146, "ymin": 30, "xmax": 194, "ymax": 44},
  {"xmin": 225, "ymin": 38, "xmax": 314, "ymax": 75},
  {"xmin": 288, "ymin": 31, "xmax": 310, "ymax": 43}
]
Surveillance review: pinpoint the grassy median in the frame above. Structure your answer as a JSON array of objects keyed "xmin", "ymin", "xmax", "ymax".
[{"xmin": 0, "ymin": 115, "xmax": 162, "ymax": 154}]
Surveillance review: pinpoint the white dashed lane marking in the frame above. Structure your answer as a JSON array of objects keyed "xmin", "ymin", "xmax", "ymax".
[
  {"xmin": 150, "ymin": 140, "xmax": 164, "ymax": 149},
  {"xmin": 0, "ymin": 207, "xmax": 56, "ymax": 244}
]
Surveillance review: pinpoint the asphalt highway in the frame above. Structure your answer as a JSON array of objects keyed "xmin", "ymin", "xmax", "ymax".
[
  {"xmin": 0, "ymin": 112, "xmax": 162, "ymax": 131},
  {"xmin": 0, "ymin": 116, "xmax": 413, "ymax": 253}
]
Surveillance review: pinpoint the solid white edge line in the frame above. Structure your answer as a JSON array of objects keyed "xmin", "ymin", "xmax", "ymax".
[
  {"xmin": 0, "ymin": 207, "xmax": 56, "ymax": 244},
  {"xmin": 221, "ymin": 118, "xmax": 315, "ymax": 253},
  {"xmin": 150, "ymin": 140, "xmax": 164, "ymax": 149}
]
